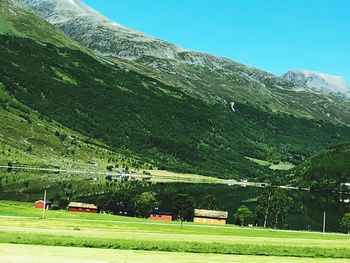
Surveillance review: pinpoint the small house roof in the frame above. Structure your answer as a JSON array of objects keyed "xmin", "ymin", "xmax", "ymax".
[
  {"xmin": 68, "ymin": 202, "xmax": 97, "ymax": 209},
  {"xmin": 35, "ymin": 200, "xmax": 52, "ymax": 204},
  {"xmin": 194, "ymin": 209, "xmax": 228, "ymax": 219},
  {"xmin": 150, "ymin": 211, "xmax": 172, "ymax": 216}
]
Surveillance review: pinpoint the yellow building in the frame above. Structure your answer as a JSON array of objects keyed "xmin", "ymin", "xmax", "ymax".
[{"xmin": 193, "ymin": 209, "xmax": 228, "ymax": 225}]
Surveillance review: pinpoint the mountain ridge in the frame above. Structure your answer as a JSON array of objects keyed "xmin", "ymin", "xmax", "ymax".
[
  {"xmin": 17, "ymin": 0, "xmax": 350, "ymax": 126},
  {"xmin": 2, "ymin": 0, "xmax": 350, "ymax": 184},
  {"xmin": 283, "ymin": 70, "xmax": 350, "ymax": 99},
  {"xmin": 0, "ymin": 0, "xmax": 83, "ymax": 49}
]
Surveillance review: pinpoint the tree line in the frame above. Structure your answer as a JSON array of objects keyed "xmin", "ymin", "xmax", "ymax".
[{"xmin": 89, "ymin": 185, "xmax": 291, "ymax": 228}]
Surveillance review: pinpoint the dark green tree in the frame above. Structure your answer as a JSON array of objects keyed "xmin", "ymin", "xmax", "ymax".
[
  {"xmin": 341, "ymin": 213, "xmax": 350, "ymax": 234},
  {"xmin": 257, "ymin": 186, "xmax": 288, "ymax": 228},
  {"xmin": 95, "ymin": 195, "xmax": 111, "ymax": 212},
  {"xmin": 234, "ymin": 205, "xmax": 253, "ymax": 226},
  {"xmin": 201, "ymin": 194, "xmax": 217, "ymax": 210},
  {"xmin": 256, "ymin": 187, "xmax": 274, "ymax": 228},
  {"xmin": 134, "ymin": 191, "xmax": 158, "ymax": 218},
  {"xmin": 106, "ymin": 165, "xmax": 114, "ymax": 171},
  {"xmin": 270, "ymin": 188, "xmax": 288, "ymax": 228},
  {"xmin": 112, "ymin": 190, "xmax": 129, "ymax": 208},
  {"xmin": 7, "ymin": 161, "xmax": 12, "ymax": 172},
  {"xmin": 172, "ymin": 194, "xmax": 195, "ymax": 227}
]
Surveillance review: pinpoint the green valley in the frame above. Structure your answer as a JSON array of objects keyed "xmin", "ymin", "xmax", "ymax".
[
  {"xmin": 1, "ymin": 0, "xmax": 350, "ymax": 182},
  {"xmin": 1, "ymin": 0, "xmax": 350, "ymax": 261},
  {"xmin": 0, "ymin": 201, "xmax": 350, "ymax": 262}
]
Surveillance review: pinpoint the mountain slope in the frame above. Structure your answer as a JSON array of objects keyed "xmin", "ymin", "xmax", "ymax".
[
  {"xmin": 295, "ymin": 143, "xmax": 350, "ymax": 190},
  {"xmin": 0, "ymin": 0, "xmax": 81, "ymax": 49},
  {"xmin": 17, "ymin": 0, "xmax": 350, "ymax": 125},
  {"xmin": 2, "ymin": 0, "xmax": 350, "ymax": 182},
  {"xmin": 17, "ymin": 0, "xmax": 185, "ymax": 59},
  {"xmin": 3, "ymin": 33, "xmax": 350, "ymax": 180},
  {"xmin": 0, "ymin": 0, "xmax": 145, "ymax": 171},
  {"xmin": 283, "ymin": 70, "xmax": 350, "ymax": 99},
  {"xmin": 0, "ymin": 82, "xmax": 142, "ymax": 171}
]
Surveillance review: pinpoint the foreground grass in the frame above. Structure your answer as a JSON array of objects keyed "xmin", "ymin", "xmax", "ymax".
[
  {"xmin": 1, "ymin": 230, "xmax": 350, "ymax": 259},
  {"xmin": 1, "ymin": 244, "xmax": 344, "ymax": 263},
  {"xmin": 1, "ymin": 201, "xmax": 350, "ymax": 259},
  {"xmin": 0, "ymin": 201, "xmax": 348, "ymax": 240}
]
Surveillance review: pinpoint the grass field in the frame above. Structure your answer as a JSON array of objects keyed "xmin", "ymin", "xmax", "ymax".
[
  {"xmin": 246, "ymin": 157, "xmax": 295, "ymax": 171},
  {"xmin": 1, "ymin": 201, "xmax": 350, "ymax": 262},
  {"xmin": 145, "ymin": 169, "xmax": 225, "ymax": 184}
]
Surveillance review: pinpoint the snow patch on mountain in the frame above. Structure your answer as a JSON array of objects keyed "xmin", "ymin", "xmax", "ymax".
[
  {"xmin": 17, "ymin": 0, "xmax": 105, "ymax": 24},
  {"xmin": 16, "ymin": 0, "xmax": 350, "ymax": 124},
  {"xmin": 283, "ymin": 70, "xmax": 350, "ymax": 98},
  {"xmin": 17, "ymin": 0, "xmax": 186, "ymax": 60}
]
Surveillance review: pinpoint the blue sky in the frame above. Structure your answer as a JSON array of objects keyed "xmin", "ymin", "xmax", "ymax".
[{"xmin": 83, "ymin": 0, "xmax": 350, "ymax": 83}]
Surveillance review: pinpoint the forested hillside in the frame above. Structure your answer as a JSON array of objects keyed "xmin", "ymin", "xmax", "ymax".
[
  {"xmin": 0, "ymin": 0, "xmax": 143, "ymax": 172},
  {"xmin": 295, "ymin": 143, "xmax": 350, "ymax": 190},
  {"xmin": 0, "ymin": 81, "xmax": 143, "ymax": 171},
  {"xmin": 1, "ymin": 35, "xmax": 350, "ymax": 179},
  {"xmin": 1, "ymin": 0, "xmax": 350, "ymax": 182}
]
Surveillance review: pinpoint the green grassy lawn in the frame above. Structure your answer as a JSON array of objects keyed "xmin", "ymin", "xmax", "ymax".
[
  {"xmin": 246, "ymin": 157, "xmax": 272, "ymax": 166},
  {"xmin": 0, "ymin": 201, "xmax": 348, "ymax": 240},
  {"xmin": 270, "ymin": 162, "xmax": 296, "ymax": 171},
  {"xmin": 1, "ymin": 201, "xmax": 350, "ymax": 260},
  {"xmin": 245, "ymin": 157, "xmax": 295, "ymax": 171}
]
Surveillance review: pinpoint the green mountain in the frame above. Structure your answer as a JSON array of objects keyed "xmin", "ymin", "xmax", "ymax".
[
  {"xmin": 0, "ymin": 0, "xmax": 80, "ymax": 48},
  {"xmin": 0, "ymin": 82, "xmax": 144, "ymax": 171},
  {"xmin": 1, "ymin": 0, "xmax": 350, "ymax": 182},
  {"xmin": 0, "ymin": 0, "xmax": 146, "ymax": 172},
  {"xmin": 18, "ymin": 0, "xmax": 350, "ymax": 125},
  {"xmin": 294, "ymin": 143, "xmax": 350, "ymax": 190}
]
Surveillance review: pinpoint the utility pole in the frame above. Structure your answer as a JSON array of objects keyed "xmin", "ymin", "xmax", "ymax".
[
  {"xmin": 42, "ymin": 190, "xmax": 47, "ymax": 219},
  {"xmin": 323, "ymin": 211, "xmax": 326, "ymax": 235}
]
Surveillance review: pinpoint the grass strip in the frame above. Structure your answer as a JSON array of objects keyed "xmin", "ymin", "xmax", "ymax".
[{"xmin": 0, "ymin": 231, "xmax": 350, "ymax": 259}]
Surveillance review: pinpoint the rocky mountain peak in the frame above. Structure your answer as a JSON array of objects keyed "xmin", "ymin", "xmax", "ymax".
[{"xmin": 283, "ymin": 70, "xmax": 350, "ymax": 98}]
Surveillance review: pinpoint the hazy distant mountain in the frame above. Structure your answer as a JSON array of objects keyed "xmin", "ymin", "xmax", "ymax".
[
  {"xmin": 283, "ymin": 70, "xmax": 350, "ymax": 99},
  {"xmin": 17, "ymin": 0, "xmax": 350, "ymax": 125}
]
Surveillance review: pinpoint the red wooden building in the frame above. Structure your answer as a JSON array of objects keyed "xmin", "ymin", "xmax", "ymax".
[
  {"xmin": 35, "ymin": 200, "xmax": 52, "ymax": 210},
  {"xmin": 149, "ymin": 212, "xmax": 172, "ymax": 221},
  {"xmin": 67, "ymin": 202, "xmax": 98, "ymax": 213}
]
